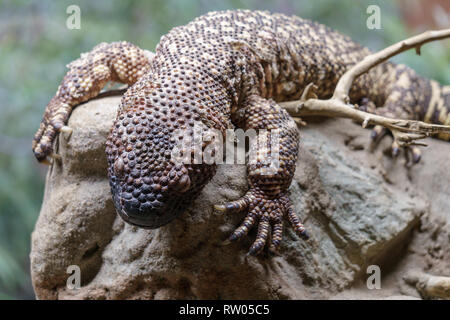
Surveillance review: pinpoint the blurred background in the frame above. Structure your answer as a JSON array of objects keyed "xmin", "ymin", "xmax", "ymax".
[{"xmin": 0, "ymin": 0, "xmax": 448, "ymax": 299}]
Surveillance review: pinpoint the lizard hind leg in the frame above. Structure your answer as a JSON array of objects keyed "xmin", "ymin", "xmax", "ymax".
[
  {"xmin": 368, "ymin": 86, "xmax": 423, "ymax": 164},
  {"xmin": 32, "ymin": 41, "xmax": 152, "ymax": 163}
]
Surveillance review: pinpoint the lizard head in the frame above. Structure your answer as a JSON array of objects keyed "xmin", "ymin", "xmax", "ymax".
[{"xmin": 105, "ymin": 91, "xmax": 216, "ymax": 229}]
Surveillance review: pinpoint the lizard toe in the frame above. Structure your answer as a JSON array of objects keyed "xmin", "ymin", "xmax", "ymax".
[{"xmin": 219, "ymin": 189, "xmax": 308, "ymax": 255}]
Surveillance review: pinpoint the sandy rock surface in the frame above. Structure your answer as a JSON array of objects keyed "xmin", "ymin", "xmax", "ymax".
[{"xmin": 30, "ymin": 96, "xmax": 450, "ymax": 299}]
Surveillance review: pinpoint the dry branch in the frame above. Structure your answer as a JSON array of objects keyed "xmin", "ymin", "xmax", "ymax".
[{"xmin": 280, "ymin": 29, "xmax": 450, "ymax": 147}]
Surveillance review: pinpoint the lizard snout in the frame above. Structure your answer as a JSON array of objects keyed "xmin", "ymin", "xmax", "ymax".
[
  {"xmin": 114, "ymin": 186, "xmax": 185, "ymax": 229},
  {"xmin": 110, "ymin": 169, "xmax": 191, "ymax": 229},
  {"xmin": 118, "ymin": 197, "xmax": 180, "ymax": 229}
]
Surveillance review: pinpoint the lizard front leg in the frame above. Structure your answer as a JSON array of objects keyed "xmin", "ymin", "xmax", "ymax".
[
  {"xmin": 32, "ymin": 41, "xmax": 152, "ymax": 162},
  {"xmin": 215, "ymin": 95, "xmax": 308, "ymax": 255}
]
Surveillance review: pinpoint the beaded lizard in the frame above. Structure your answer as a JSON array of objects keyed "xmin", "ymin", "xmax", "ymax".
[{"xmin": 32, "ymin": 10, "xmax": 450, "ymax": 255}]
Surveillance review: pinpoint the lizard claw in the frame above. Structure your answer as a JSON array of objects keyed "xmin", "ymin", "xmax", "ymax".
[
  {"xmin": 40, "ymin": 157, "xmax": 52, "ymax": 166},
  {"xmin": 60, "ymin": 125, "xmax": 73, "ymax": 137},
  {"xmin": 220, "ymin": 239, "xmax": 232, "ymax": 246},
  {"xmin": 410, "ymin": 146, "xmax": 422, "ymax": 163},
  {"xmin": 32, "ymin": 98, "xmax": 73, "ymax": 163},
  {"xmin": 49, "ymin": 152, "xmax": 62, "ymax": 161},
  {"xmin": 213, "ymin": 204, "xmax": 227, "ymax": 212},
  {"xmin": 391, "ymin": 140, "xmax": 400, "ymax": 157},
  {"xmin": 215, "ymin": 189, "xmax": 308, "ymax": 255},
  {"xmin": 370, "ymin": 125, "xmax": 387, "ymax": 140}
]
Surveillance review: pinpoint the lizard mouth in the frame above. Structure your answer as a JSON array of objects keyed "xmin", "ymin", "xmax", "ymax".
[
  {"xmin": 113, "ymin": 191, "xmax": 185, "ymax": 229},
  {"xmin": 109, "ymin": 177, "xmax": 187, "ymax": 229}
]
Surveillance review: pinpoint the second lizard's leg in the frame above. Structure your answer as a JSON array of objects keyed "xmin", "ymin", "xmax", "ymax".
[
  {"xmin": 32, "ymin": 41, "xmax": 152, "ymax": 162},
  {"xmin": 215, "ymin": 95, "xmax": 308, "ymax": 255}
]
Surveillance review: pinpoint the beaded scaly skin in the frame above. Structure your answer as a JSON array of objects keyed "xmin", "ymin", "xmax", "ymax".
[{"xmin": 32, "ymin": 10, "xmax": 450, "ymax": 255}]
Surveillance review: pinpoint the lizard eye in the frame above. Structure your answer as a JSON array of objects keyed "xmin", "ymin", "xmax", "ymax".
[{"xmin": 114, "ymin": 158, "xmax": 125, "ymax": 178}]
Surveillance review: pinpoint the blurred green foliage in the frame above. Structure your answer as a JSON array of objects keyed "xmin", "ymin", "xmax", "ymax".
[{"xmin": 0, "ymin": 0, "xmax": 448, "ymax": 299}]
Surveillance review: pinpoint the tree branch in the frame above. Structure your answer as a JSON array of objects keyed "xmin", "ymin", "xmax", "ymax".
[{"xmin": 280, "ymin": 29, "xmax": 450, "ymax": 147}]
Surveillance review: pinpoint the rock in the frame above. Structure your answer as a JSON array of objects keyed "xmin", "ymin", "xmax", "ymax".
[
  {"xmin": 30, "ymin": 96, "xmax": 450, "ymax": 299},
  {"xmin": 382, "ymin": 295, "xmax": 421, "ymax": 300}
]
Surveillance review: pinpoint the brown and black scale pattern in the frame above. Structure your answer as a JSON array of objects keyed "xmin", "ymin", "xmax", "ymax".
[{"xmin": 32, "ymin": 10, "xmax": 450, "ymax": 254}]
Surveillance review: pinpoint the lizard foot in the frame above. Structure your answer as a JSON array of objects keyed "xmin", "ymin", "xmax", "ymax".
[
  {"xmin": 215, "ymin": 189, "xmax": 309, "ymax": 255},
  {"xmin": 370, "ymin": 125, "xmax": 422, "ymax": 164},
  {"xmin": 32, "ymin": 99, "xmax": 73, "ymax": 163}
]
